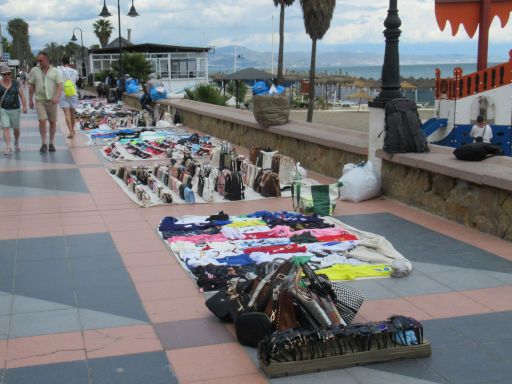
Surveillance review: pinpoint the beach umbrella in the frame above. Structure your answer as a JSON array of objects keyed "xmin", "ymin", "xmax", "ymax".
[
  {"xmin": 348, "ymin": 90, "xmax": 373, "ymax": 111},
  {"xmin": 400, "ymin": 81, "xmax": 418, "ymax": 102},
  {"xmin": 352, "ymin": 79, "xmax": 367, "ymax": 89}
]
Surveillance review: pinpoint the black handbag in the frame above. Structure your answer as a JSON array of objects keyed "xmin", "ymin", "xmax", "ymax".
[
  {"xmin": 205, "ymin": 289, "xmax": 233, "ymax": 322},
  {"xmin": 235, "ymin": 312, "xmax": 272, "ymax": 347}
]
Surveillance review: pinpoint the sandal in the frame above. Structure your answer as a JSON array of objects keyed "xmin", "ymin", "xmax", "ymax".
[
  {"xmin": 14, "ymin": 142, "xmax": 20, "ymax": 152},
  {"xmin": 3, "ymin": 148, "xmax": 12, "ymax": 155}
]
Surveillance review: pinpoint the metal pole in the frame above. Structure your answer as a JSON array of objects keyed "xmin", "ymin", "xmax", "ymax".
[
  {"xmin": 477, "ymin": 0, "xmax": 491, "ymax": 71},
  {"xmin": 369, "ymin": 0, "xmax": 402, "ymax": 108},
  {"xmin": 118, "ymin": 0, "xmax": 123, "ymax": 77}
]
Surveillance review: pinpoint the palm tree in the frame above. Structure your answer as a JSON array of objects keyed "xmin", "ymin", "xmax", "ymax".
[
  {"xmin": 93, "ymin": 19, "xmax": 114, "ymax": 48},
  {"xmin": 273, "ymin": 0, "xmax": 295, "ymax": 84},
  {"xmin": 300, "ymin": 0, "xmax": 336, "ymax": 122}
]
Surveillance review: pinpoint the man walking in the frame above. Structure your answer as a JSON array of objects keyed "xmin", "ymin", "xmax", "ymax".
[{"xmin": 28, "ymin": 52, "xmax": 63, "ymax": 152}]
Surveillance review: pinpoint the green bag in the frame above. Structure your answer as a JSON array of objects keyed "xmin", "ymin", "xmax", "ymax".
[{"xmin": 292, "ymin": 181, "xmax": 342, "ymax": 216}]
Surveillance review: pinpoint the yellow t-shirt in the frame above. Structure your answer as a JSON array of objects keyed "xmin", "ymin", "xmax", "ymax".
[
  {"xmin": 315, "ymin": 264, "xmax": 392, "ymax": 281},
  {"xmin": 29, "ymin": 65, "xmax": 63, "ymax": 101}
]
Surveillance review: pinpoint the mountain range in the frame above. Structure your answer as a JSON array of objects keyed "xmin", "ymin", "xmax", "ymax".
[{"xmin": 208, "ymin": 45, "xmax": 485, "ymax": 73}]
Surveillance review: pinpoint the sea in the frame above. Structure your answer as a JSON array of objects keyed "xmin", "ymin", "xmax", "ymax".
[{"xmin": 306, "ymin": 62, "xmax": 492, "ymax": 80}]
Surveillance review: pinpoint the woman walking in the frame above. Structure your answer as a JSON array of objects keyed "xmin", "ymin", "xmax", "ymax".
[
  {"xmin": 58, "ymin": 57, "xmax": 79, "ymax": 138},
  {"xmin": 0, "ymin": 64, "xmax": 27, "ymax": 155}
]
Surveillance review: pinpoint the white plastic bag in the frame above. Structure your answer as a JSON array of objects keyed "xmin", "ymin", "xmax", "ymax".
[{"xmin": 339, "ymin": 161, "xmax": 381, "ymax": 202}]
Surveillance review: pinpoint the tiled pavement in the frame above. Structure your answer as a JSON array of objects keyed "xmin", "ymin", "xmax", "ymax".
[{"xmin": 1, "ymin": 99, "xmax": 511, "ymax": 383}]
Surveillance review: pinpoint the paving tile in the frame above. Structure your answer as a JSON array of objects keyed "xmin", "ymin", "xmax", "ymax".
[
  {"xmin": 79, "ymin": 300, "xmax": 148, "ymax": 323},
  {"xmin": 0, "ymin": 240, "xmax": 17, "ymax": 262},
  {"xmin": 120, "ymin": 250, "xmax": 175, "ymax": 268},
  {"xmin": 135, "ymin": 278, "xmax": 200, "ymax": 302},
  {"xmin": 429, "ymin": 269, "xmax": 507, "ymax": 291},
  {"xmin": 198, "ymin": 373, "xmax": 268, "ymax": 384},
  {"xmin": 357, "ymin": 298, "xmax": 433, "ymax": 322},
  {"xmin": 0, "ymin": 339, "xmax": 6, "ymax": 370},
  {"xmin": 143, "ymin": 296, "xmax": 211, "ymax": 323},
  {"xmin": 14, "ymin": 259, "xmax": 73, "ymax": 291},
  {"xmin": 9, "ymin": 308, "xmax": 81, "ymax": 338},
  {"xmin": 0, "ymin": 263, "xmax": 14, "ymax": 292},
  {"xmin": 72, "ymin": 268, "xmax": 134, "ymax": 289},
  {"xmin": 0, "ymin": 295, "xmax": 12, "ymax": 316},
  {"xmin": 83, "ymin": 325, "xmax": 162, "ymax": 359},
  {"xmin": 127, "ymin": 264, "xmax": 191, "ymax": 283},
  {"xmin": 6, "ymin": 331, "xmax": 85, "ymax": 369},
  {"xmin": 4, "ymin": 360, "xmax": 88, "ymax": 384},
  {"xmin": 70, "ymin": 254, "xmax": 125, "ymax": 273},
  {"xmin": 155, "ymin": 317, "xmax": 234, "ymax": 350},
  {"xmin": 404, "ymin": 292, "xmax": 492, "ymax": 319},
  {"xmin": 167, "ymin": 342, "xmax": 258, "ymax": 383},
  {"xmin": 349, "ymin": 364, "xmax": 444, "ymax": 384},
  {"xmin": 378, "ymin": 272, "xmax": 452, "ymax": 297},
  {"xmin": 462, "ymin": 286, "xmax": 512, "ymax": 312},
  {"xmin": 0, "ymin": 315, "xmax": 9, "ymax": 339},
  {"xmin": 345, "ymin": 279, "xmax": 399, "ymax": 300},
  {"xmin": 16, "ymin": 235, "xmax": 67, "ymax": 261},
  {"xmin": 65, "ymin": 232, "xmax": 118, "ymax": 258},
  {"xmin": 421, "ymin": 317, "xmax": 477, "ymax": 350},
  {"xmin": 423, "ymin": 342, "xmax": 510, "ymax": 384},
  {"xmin": 88, "ymin": 351, "xmax": 177, "ymax": 384},
  {"xmin": 12, "ymin": 285, "xmax": 76, "ymax": 308},
  {"xmin": 11, "ymin": 294, "xmax": 71, "ymax": 315},
  {"xmin": 78, "ymin": 307, "xmax": 146, "ymax": 331}
]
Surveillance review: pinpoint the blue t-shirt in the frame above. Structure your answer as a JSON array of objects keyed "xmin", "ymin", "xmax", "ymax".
[{"xmin": 0, "ymin": 81, "xmax": 20, "ymax": 110}]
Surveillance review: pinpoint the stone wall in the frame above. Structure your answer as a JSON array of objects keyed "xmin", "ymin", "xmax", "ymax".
[
  {"xmin": 382, "ymin": 160, "xmax": 512, "ymax": 241},
  {"xmin": 180, "ymin": 110, "xmax": 365, "ymax": 178}
]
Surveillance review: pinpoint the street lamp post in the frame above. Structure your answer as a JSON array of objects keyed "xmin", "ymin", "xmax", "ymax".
[
  {"xmin": 99, "ymin": 0, "xmax": 139, "ymax": 77},
  {"xmin": 70, "ymin": 28, "xmax": 86, "ymax": 77}
]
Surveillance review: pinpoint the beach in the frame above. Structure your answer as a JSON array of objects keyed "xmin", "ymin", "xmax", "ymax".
[{"xmin": 289, "ymin": 109, "xmax": 436, "ymax": 133}]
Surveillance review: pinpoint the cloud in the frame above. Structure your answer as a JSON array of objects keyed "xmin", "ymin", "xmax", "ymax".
[{"xmin": 0, "ymin": 0, "xmax": 510, "ymax": 55}]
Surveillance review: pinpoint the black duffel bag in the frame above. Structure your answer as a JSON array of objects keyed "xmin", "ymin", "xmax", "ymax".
[{"xmin": 453, "ymin": 143, "xmax": 502, "ymax": 161}]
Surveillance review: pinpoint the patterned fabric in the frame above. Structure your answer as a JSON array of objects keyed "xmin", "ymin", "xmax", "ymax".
[
  {"xmin": 324, "ymin": 279, "xmax": 365, "ymax": 324},
  {"xmin": 0, "ymin": 81, "xmax": 20, "ymax": 110}
]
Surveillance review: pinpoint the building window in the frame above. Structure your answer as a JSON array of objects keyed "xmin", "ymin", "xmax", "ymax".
[{"xmin": 171, "ymin": 58, "xmax": 199, "ymax": 79}]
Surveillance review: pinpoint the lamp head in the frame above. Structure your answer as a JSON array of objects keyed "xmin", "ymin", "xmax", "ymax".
[
  {"xmin": 99, "ymin": 0, "xmax": 111, "ymax": 17},
  {"xmin": 127, "ymin": 3, "xmax": 139, "ymax": 17},
  {"xmin": 71, "ymin": 32, "xmax": 78, "ymax": 42}
]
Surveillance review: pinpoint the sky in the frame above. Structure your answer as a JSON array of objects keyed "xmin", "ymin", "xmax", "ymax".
[{"xmin": 0, "ymin": 0, "xmax": 511, "ymax": 61}]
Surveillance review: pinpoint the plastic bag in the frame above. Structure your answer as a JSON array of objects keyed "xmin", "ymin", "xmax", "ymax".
[
  {"xmin": 339, "ymin": 161, "xmax": 381, "ymax": 202},
  {"xmin": 150, "ymin": 86, "xmax": 167, "ymax": 101},
  {"xmin": 253, "ymin": 81, "xmax": 269, "ymax": 96},
  {"xmin": 125, "ymin": 79, "xmax": 139, "ymax": 94}
]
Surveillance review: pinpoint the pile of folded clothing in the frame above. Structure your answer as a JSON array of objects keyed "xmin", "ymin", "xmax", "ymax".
[{"xmin": 158, "ymin": 211, "xmax": 412, "ymax": 291}]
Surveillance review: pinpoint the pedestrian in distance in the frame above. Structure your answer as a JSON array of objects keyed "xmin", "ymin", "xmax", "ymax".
[
  {"xmin": 0, "ymin": 64, "xmax": 27, "ymax": 155},
  {"xmin": 470, "ymin": 115, "xmax": 493, "ymax": 144},
  {"xmin": 28, "ymin": 51, "xmax": 63, "ymax": 152},
  {"xmin": 58, "ymin": 56, "xmax": 79, "ymax": 139}
]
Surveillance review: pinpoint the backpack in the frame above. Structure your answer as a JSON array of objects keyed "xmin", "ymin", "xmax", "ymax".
[
  {"xmin": 216, "ymin": 169, "xmax": 230, "ymax": 196},
  {"xmin": 63, "ymin": 79, "xmax": 77, "ymax": 97},
  {"xmin": 224, "ymin": 171, "xmax": 245, "ymax": 201},
  {"xmin": 383, "ymin": 98, "xmax": 429, "ymax": 154},
  {"xmin": 259, "ymin": 170, "xmax": 281, "ymax": 197},
  {"xmin": 453, "ymin": 143, "xmax": 502, "ymax": 161}
]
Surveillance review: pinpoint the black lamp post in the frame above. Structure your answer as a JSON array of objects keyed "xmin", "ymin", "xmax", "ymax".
[
  {"xmin": 99, "ymin": 0, "xmax": 139, "ymax": 77},
  {"xmin": 369, "ymin": 0, "xmax": 402, "ymax": 108},
  {"xmin": 70, "ymin": 28, "xmax": 86, "ymax": 77}
]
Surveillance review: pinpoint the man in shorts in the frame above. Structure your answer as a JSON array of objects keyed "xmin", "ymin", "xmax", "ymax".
[{"xmin": 28, "ymin": 52, "xmax": 63, "ymax": 152}]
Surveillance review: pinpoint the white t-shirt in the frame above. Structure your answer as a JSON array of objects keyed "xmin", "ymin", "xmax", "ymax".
[
  {"xmin": 58, "ymin": 66, "xmax": 79, "ymax": 84},
  {"xmin": 470, "ymin": 124, "xmax": 493, "ymax": 143}
]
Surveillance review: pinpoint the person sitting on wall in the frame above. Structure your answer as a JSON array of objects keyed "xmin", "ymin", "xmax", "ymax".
[
  {"xmin": 140, "ymin": 84, "xmax": 156, "ymax": 126},
  {"xmin": 470, "ymin": 115, "xmax": 493, "ymax": 143}
]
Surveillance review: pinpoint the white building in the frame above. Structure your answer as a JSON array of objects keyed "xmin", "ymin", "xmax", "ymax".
[{"xmin": 89, "ymin": 42, "xmax": 211, "ymax": 94}]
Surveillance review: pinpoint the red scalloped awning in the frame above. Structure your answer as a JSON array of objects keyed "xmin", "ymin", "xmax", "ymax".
[{"xmin": 435, "ymin": 0, "xmax": 512, "ymax": 38}]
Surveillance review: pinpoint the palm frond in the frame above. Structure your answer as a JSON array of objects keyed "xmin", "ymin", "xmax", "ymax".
[{"xmin": 300, "ymin": 0, "xmax": 336, "ymax": 40}]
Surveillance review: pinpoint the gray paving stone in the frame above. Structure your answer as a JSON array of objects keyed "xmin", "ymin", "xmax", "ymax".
[
  {"xmin": 377, "ymin": 272, "xmax": 451, "ymax": 297},
  {"xmin": 11, "ymin": 286, "xmax": 77, "ymax": 309},
  {"xmin": 429, "ymin": 269, "xmax": 506, "ymax": 291},
  {"xmin": 0, "ymin": 295, "xmax": 12, "ymax": 316},
  {"xmin": 270, "ymin": 369, "xmax": 360, "ymax": 383},
  {"xmin": 72, "ymin": 268, "xmax": 134, "ymax": 289},
  {"xmin": 78, "ymin": 307, "xmax": 146, "ymax": 331},
  {"xmin": 0, "ymin": 315, "xmax": 9, "ymax": 339},
  {"xmin": 0, "ymin": 264, "xmax": 14, "ymax": 292},
  {"xmin": 11, "ymin": 294, "xmax": 70, "ymax": 315},
  {"xmin": 15, "ymin": 259, "xmax": 73, "ymax": 291},
  {"xmin": 0, "ymin": 240, "xmax": 16, "ymax": 261},
  {"xmin": 53, "ymin": 169, "xmax": 89, "ymax": 192},
  {"xmin": 154, "ymin": 317, "xmax": 234, "ymax": 350},
  {"xmin": 17, "ymin": 236, "xmax": 67, "ymax": 261},
  {"xmin": 411, "ymin": 262, "xmax": 463, "ymax": 275},
  {"xmin": 3, "ymin": 360, "xmax": 89, "ymax": 384},
  {"xmin": 9, "ymin": 308, "xmax": 81, "ymax": 338},
  {"xmin": 70, "ymin": 254, "xmax": 124, "ymax": 273},
  {"xmin": 88, "ymin": 351, "xmax": 178, "ymax": 384},
  {"xmin": 66, "ymin": 233, "xmax": 118, "ymax": 258},
  {"xmin": 423, "ymin": 343, "xmax": 507, "ymax": 384},
  {"xmin": 350, "ymin": 365, "xmax": 443, "ymax": 384},
  {"xmin": 81, "ymin": 299, "xmax": 148, "ymax": 322},
  {"xmin": 339, "ymin": 213, "xmax": 512, "ymax": 274},
  {"xmin": 344, "ymin": 279, "xmax": 399, "ymax": 300}
]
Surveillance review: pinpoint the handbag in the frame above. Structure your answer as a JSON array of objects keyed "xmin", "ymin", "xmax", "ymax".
[{"xmin": 292, "ymin": 181, "xmax": 342, "ymax": 216}]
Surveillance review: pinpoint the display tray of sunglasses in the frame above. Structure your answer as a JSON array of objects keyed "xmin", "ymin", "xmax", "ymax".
[{"xmin": 259, "ymin": 339, "xmax": 431, "ymax": 378}]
